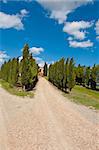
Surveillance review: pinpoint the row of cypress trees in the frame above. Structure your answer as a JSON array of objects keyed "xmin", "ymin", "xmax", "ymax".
[
  {"xmin": 0, "ymin": 44, "xmax": 38, "ymax": 91},
  {"xmin": 48, "ymin": 58, "xmax": 99, "ymax": 91},
  {"xmin": 49, "ymin": 58, "xmax": 75, "ymax": 92},
  {"xmin": 75, "ymin": 64, "xmax": 99, "ymax": 90},
  {"xmin": 0, "ymin": 58, "xmax": 19, "ymax": 86}
]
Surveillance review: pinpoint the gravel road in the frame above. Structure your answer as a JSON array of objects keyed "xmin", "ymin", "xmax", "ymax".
[{"xmin": 0, "ymin": 77, "xmax": 99, "ymax": 150}]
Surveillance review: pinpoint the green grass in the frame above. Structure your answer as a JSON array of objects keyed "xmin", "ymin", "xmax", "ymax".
[
  {"xmin": 63, "ymin": 85, "xmax": 99, "ymax": 110},
  {"xmin": 44, "ymin": 76, "xmax": 49, "ymax": 80},
  {"xmin": 0, "ymin": 80, "xmax": 34, "ymax": 98}
]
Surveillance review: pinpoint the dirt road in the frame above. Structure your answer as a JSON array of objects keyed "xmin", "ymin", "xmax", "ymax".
[{"xmin": 0, "ymin": 77, "xmax": 99, "ymax": 150}]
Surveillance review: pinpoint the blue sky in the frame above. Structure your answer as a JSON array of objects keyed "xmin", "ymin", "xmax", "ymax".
[{"xmin": 0, "ymin": 0, "xmax": 99, "ymax": 67}]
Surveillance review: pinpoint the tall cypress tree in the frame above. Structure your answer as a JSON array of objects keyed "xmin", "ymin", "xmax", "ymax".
[
  {"xmin": 44, "ymin": 62, "xmax": 47, "ymax": 76},
  {"xmin": 58, "ymin": 58, "xmax": 65, "ymax": 90},
  {"xmin": 90, "ymin": 64, "xmax": 97, "ymax": 89},
  {"xmin": 85, "ymin": 66, "xmax": 90, "ymax": 86},
  {"xmin": 68, "ymin": 58, "xmax": 75, "ymax": 91},
  {"xmin": 29, "ymin": 53, "xmax": 38, "ymax": 88},
  {"xmin": 11, "ymin": 58, "xmax": 19, "ymax": 86},
  {"xmin": 0, "ymin": 44, "xmax": 38, "ymax": 90},
  {"xmin": 63, "ymin": 58, "xmax": 69, "ymax": 92},
  {"xmin": 21, "ymin": 44, "xmax": 30, "ymax": 90}
]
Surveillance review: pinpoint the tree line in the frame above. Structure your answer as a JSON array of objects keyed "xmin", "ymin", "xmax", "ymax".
[
  {"xmin": 75, "ymin": 64, "xmax": 99, "ymax": 90},
  {"xmin": 0, "ymin": 44, "xmax": 38, "ymax": 91},
  {"xmin": 49, "ymin": 58, "xmax": 75, "ymax": 92},
  {"xmin": 48, "ymin": 58, "xmax": 99, "ymax": 92},
  {"xmin": 0, "ymin": 46, "xmax": 99, "ymax": 92}
]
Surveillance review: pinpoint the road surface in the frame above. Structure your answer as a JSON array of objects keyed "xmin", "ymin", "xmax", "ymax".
[{"xmin": 0, "ymin": 77, "xmax": 99, "ymax": 150}]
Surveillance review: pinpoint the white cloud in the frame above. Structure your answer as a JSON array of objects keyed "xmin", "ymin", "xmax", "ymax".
[
  {"xmin": 20, "ymin": 9, "xmax": 28, "ymax": 17},
  {"xmin": 67, "ymin": 37, "xmax": 73, "ymax": 41},
  {"xmin": 34, "ymin": 57, "xmax": 45, "ymax": 67},
  {"xmin": 37, "ymin": 0, "xmax": 93, "ymax": 24},
  {"xmin": 0, "ymin": 0, "xmax": 7, "ymax": 3},
  {"xmin": 63, "ymin": 21, "xmax": 93, "ymax": 40},
  {"xmin": 0, "ymin": 0, "xmax": 32, "ymax": 3},
  {"xmin": 95, "ymin": 20, "xmax": 99, "ymax": 39},
  {"xmin": 0, "ymin": 51, "xmax": 9, "ymax": 64},
  {"xmin": 0, "ymin": 9, "xmax": 28, "ymax": 30},
  {"xmin": 50, "ymin": 10, "xmax": 67, "ymax": 24},
  {"xmin": 37, "ymin": 0, "xmax": 94, "ymax": 48},
  {"xmin": 18, "ymin": 56, "xmax": 23, "ymax": 62},
  {"xmin": 29, "ymin": 47, "xmax": 44, "ymax": 55},
  {"xmin": 95, "ymin": 20, "xmax": 99, "ymax": 35},
  {"xmin": 69, "ymin": 40, "xmax": 93, "ymax": 48},
  {"xmin": 46, "ymin": 60, "xmax": 54, "ymax": 67},
  {"xmin": 96, "ymin": 36, "xmax": 99, "ymax": 40}
]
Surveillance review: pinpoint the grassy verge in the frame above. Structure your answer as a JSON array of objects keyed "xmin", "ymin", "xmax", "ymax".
[
  {"xmin": 63, "ymin": 85, "xmax": 99, "ymax": 110},
  {"xmin": 0, "ymin": 80, "xmax": 34, "ymax": 98},
  {"xmin": 44, "ymin": 76, "xmax": 49, "ymax": 80}
]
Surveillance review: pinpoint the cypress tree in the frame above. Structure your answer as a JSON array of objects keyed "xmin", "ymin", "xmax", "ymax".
[
  {"xmin": 21, "ymin": 44, "xmax": 30, "ymax": 90},
  {"xmin": 29, "ymin": 53, "xmax": 38, "ymax": 88},
  {"xmin": 85, "ymin": 66, "xmax": 91, "ymax": 86},
  {"xmin": 11, "ymin": 58, "xmax": 19, "ymax": 86},
  {"xmin": 0, "ymin": 44, "xmax": 38, "ymax": 90},
  {"xmin": 44, "ymin": 62, "xmax": 47, "ymax": 76},
  {"xmin": 58, "ymin": 58, "xmax": 65, "ymax": 90},
  {"xmin": 90, "ymin": 64, "xmax": 97, "ymax": 89},
  {"xmin": 49, "ymin": 58, "xmax": 75, "ymax": 92},
  {"xmin": 68, "ymin": 58, "xmax": 75, "ymax": 91},
  {"xmin": 75, "ymin": 64, "xmax": 85, "ymax": 85},
  {"xmin": 63, "ymin": 58, "xmax": 69, "ymax": 92}
]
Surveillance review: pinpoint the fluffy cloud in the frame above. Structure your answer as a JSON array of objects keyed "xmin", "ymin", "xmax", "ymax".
[
  {"xmin": 69, "ymin": 40, "xmax": 93, "ymax": 48},
  {"xmin": 96, "ymin": 36, "xmax": 99, "ymax": 40},
  {"xmin": 20, "ymin": 9, "xmax": 28, "ymax": 17},
  {"xmin": 63, "ymin": 21, "xmax": 93, "ymax": 40},
  {"xmin": 34, "ymin": 57, "xmax": 45, "ymax": 67},
  {"xmin": 95, "ymin": 20, "xmax": 99, "ymax": 39},
  {"xmin": 95, "ymin": 20, "xmax": 99, "ymax": 34},
  {"xmin": 0, "ymin": 0, "xmax": 32, "ymax": 3},
  {"xmin": 0, "ymin": 0, "xmax": 7, "ymax": 3},
  {"xmin": 1, "ymin": 0, "xmax": 93, "ymax": 25},
  {"xmin": 67, "ymin": 37, "xmax": 73, "ymax": 41},
  {"xmin": 50, "ymin": 10, "xmax": 67, "ymax": 24},
  {"xmin": 0, "ymin": 51, "xmax": 9, "ymax": 64},
  {"xmin": 29, "ymin": 47, "xmax": 44, "ymax": 55},
  {"xmin": 37, "ymin": 0, "xmax": 93, "ymax": 24},
  {"xmin": 0, "ymin": 9, "xmax": 28, "ymax": 30},
  {"xmin": 37, "ymin": 0, "xmax": 94, "ymax": 48}
]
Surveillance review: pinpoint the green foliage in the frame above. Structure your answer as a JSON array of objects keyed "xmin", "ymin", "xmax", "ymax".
[
  {"xmin": 0, "ymin": 80, "xmax": 34, "ymax": 97},
  {"xmin": 21, "ymin": 44, "xmax": 38, "ymax": 90},
  {"xmin": 75, "ymin": 64, "xmax": 85, "ymax": 85},
  {"xmin": 68, "ymin": 58, "xmax": 75, "ymax": 91},
  {"xmin": 49, "ymin": 58, "xmax": 75, "ymax": 92},
  {"xmin": 91, "ymin": 64, "xmax": 97, "ymax": 81},
  {"xmin": 85, "ymin": 66, "xmax": 90, "ymax": 85},
  {"xmin": 21, "ymin": 44, "xmax": 31, "ymax": 88},
  {"xmin": 44, "ymin": 62, "xmax": 47, "ymax": 76},
  {"xmin": 0, "ymin": 58, "xmax": 19, "ymax": 86},
  {"xmin": 75, "ymin": 64, "xmax": 99, "ymax": 90},
  {"xmin": 49, "ymin": 58, "xmax": 99, "ymax": 92},
  {"xmin": 0, "ymin": 44, "xmax": 38, "ymax": 91}
]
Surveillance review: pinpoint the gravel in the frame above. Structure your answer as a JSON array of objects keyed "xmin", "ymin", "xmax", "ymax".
[{"xmin": 0, "ymin": 77, "xmax": 99, "ymax": 150}]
